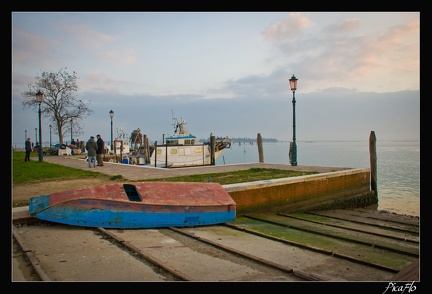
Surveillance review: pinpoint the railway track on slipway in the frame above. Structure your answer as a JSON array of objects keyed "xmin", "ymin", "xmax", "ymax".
[{"xmin": 12, "ymin": 208, "xmax": 419, "ymax": 282}]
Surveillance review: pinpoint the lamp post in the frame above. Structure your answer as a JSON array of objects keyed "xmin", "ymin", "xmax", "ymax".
[
  {"xmin": 25, "ymin": 130, "xmax": 27, "ymax": 148},
  {"xmin": 70, "ymin": 119, "xmax": 73, "ymax": 144},
  {"xmin": 49, "ymin": 125, "xmax": 52, "ymax": 147},
  {"xmin": 35, "ymin": 128, "xmax": 37, "ymax": 145},
  {"xmin": 289, "ymin": 74, "xmax": 298, "ymax": 166},
  {"xmin": 36, "ymin": 90, "xmax": 44, "ymax": 162},
  {"xmin": 109, "ymin": 110, "xmax": 114, "ymax": 152}
]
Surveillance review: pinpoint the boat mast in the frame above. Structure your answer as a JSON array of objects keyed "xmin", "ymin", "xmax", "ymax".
[{"xmin": 171, "ymin": 110, "xmax": 191, "ymax": 136}]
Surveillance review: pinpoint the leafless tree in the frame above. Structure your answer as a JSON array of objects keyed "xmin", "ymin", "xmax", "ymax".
[{"xmin": 21, "ymin": 68, "xmax": 93, "ymax": 144}]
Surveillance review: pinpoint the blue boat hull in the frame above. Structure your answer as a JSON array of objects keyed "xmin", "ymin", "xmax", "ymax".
[
  {"xmin": 31, "ymin": 197, "xmax": 235, "ymax": 228},
  {"xmin": 29, "ymin": 182, "xmax": 237, "ymax": 229}
]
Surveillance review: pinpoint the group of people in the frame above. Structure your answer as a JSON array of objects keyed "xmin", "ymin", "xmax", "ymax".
[
  {"xmin": 71, "ymin": 138, "xmax": 80, "ymax": 148},
  {"xmin": 85, "ymin": 134, "xmax": 105, "ymax": 168},
  {"xmin": 24, "ymin": 134, "xmax": 105, "ymax": 166}
]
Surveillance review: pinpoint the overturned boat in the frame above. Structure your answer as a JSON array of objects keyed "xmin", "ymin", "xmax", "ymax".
[{"xmin": 29, "ymin": 182, "xmax": 236, "ymax": 229}]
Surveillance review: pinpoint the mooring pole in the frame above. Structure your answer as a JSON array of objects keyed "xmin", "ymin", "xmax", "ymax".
[
  {"xmin": 257, "ymin": 133, "xmax": 264, "ymax": 163},
  {"xmin": 154, "ymin": 141, "xmax": 157, "ymax": 167},
  {"xmin": 210, "ymin": 135, "xmax": 216, "ymax": 165},
  {"xmin": 369, "ymin": 131, "xmax": 377, "ymax": 196}
]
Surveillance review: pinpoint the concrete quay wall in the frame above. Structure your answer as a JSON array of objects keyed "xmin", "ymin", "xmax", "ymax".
[{"xmin": 223, "ymin": 168, "xmax": 376, "ymax": 214}]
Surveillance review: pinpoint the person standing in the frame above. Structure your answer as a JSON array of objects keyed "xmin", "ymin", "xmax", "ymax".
[
  {"xmin": 85, "ymin": 136, "xmax": 98, "ymax": 168},
  {"xmin": 25, "ymin": 138, "xmax": 32, "ymax": 161},
  {"xmin": 96, "ymin": 134, "xmax": 105, "ymax": 166}
]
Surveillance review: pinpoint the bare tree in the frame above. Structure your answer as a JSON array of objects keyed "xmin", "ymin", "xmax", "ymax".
[{"xmin": 21, "ymin": 68, "xmax": 93, "ymax": 144}]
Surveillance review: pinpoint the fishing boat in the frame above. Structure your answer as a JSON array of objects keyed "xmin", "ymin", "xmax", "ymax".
[
  {"xmin": 147, "ymin": 118, "xmax": 232, "ymax": 168},
  {"xmin": 29, "ymin": 182, "xmax": 236, "ymax": 229}
]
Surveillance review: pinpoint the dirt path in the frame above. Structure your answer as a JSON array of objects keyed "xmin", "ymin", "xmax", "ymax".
[{"xmin": 12, "ymin": 178, "xmax": 114, "ymax": 207}]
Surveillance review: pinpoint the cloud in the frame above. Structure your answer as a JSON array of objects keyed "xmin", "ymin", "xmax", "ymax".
[
  {"xmin": 262, "ymin": 12, "xmax": 313, "ymax": 42},
  {"xmin": 11, "ymin": 12, "xmax": 420, "ymax": 146}
]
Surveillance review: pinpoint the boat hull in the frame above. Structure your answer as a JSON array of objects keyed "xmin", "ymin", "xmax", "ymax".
[
  {"xmin": 149, "ymin": 145, "xmax": 223, "ymax": 167},
  {"xmin": 29, "ymin": 182, "xmax": 236, "ymax": 229}
]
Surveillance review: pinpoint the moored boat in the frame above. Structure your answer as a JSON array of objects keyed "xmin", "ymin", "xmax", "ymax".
[
  {"xmin": 147, "ymin": 118, "xmax": 231, "ymax": 167},
  {"xmin": 29, "ymin": 182, "xmax": 236, "ymax": 229}
]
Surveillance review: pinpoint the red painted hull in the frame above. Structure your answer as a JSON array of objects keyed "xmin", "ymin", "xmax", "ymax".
[{"xmin": 29, "ymin": 182, "xmax": 236, "ymax": 228}]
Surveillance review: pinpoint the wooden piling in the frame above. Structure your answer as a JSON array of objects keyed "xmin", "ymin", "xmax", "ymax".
[
  {"xmin": 154, "ymin": 141, "xmax": 157, "ymax": 167},
  {"xmin": 210, "ymin": 136, "xmax": 216, "ymax": 165},
  {"xmin": 369, "ymin": 131, "xmax": 377, "ymax": 196},
  {"xmin": 143, "ymin": 135, "xmax": 150, "ymax": 164},
  {"xmin": 257, "ymin": 133, "xmax": 264, "ymax": 163}
]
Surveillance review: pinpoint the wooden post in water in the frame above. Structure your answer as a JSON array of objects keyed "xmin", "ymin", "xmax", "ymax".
[
  {"xmin": 369, "ymin": 131, "xmax": 378, "ymax": 196},
  {"xmin": 257, "ymin": 133, "xmax": 264, "ymax": 163},
  {"xmin": 210, "ymin": 135, "xmax": 216, "ymax": 165},
  {"xmin": 113, "ymin": 140, "xmax": 116, "ymax": 161},
  {"xmin": 154, "ymin": 141, "xmax": 157, "ymax": 167},
  {"xmin": 143, "ymin": 135, "xmax": 150, "ymax": 164},
  {"xmin": 165, "ymin": 141, "xmax": 168, "ymax": 168},
  {"xmin": 120, "ymin": 141, "xmax": 123, "ymax": 163}
]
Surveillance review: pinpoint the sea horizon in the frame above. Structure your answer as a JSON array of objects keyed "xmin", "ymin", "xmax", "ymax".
[
  {"xmin": 12, "ymin": 139, "xmax": 420, "ymax": 217},
  {"xmin": 216, "ymin": 140, "xmax": 420, "ymax": 217}
]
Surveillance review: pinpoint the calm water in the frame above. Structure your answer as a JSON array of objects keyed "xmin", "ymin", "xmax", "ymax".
[{"xmin": 216, "ymin": 140, "xmax": 420, "ymax": 217}]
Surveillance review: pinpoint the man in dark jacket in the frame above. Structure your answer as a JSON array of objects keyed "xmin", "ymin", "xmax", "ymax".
[
  {"xmin": 86, "ymin": 136, "xmax": 98, "ymax": 168},
  {"xmin": 25, "ymin": 138, "xmax": 32, "ymax": 161},
  {"xmin": 96, "ymin": 134, "xmax": 105, "ymax": 166}
]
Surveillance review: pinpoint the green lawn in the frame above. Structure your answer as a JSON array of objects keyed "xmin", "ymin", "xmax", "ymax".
[
  {"xmin": 12, "ymin": 151, "xmax": 318, "ymax": 185},
  {"xmin": 12, "ymin": 151, "xmax": 109, "ymax": 184}
]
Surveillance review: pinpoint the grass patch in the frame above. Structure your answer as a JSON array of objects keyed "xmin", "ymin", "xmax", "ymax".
[
  {"xmin": 146, "ymin": 167, "xmax": 318, "ymax": 185},
  {"xmin": 12, "ymin": 151, "xmax": 109, "ymax": 184},
  {"xmin": 12, "ymin": 152, "xmax": 317, "ymax": 185}
]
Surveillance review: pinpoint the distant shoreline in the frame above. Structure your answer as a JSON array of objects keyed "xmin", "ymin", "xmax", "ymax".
[{"xmin": 12, "ymin": 139, "xmax": 420, "ymax": 149}]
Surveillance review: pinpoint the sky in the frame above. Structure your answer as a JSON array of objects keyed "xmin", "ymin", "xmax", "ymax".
[{"xmin": 11, "ymin": 12, "xmax": 420, "ymax": 147}]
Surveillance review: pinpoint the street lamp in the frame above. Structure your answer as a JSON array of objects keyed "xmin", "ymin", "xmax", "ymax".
[
  {"xmin": 70, "ymin": 119, "xmax": 73, "ymax": 144},
  {"xmin": 289, "ymin": 74, "xmax": 298, "ymax": 166},
  {"xmin": 25, "ymin": 130, "xmax": 27, "ymax": 148},
  {"xmin": 109, "ymin": 110, "xmax": 114, "ymax": 152},
  {"xmin": 36, "ymin": 90, "xmax": 44, "ymax": 162},
  {"xmin": 49, "ymin": 125, "xmax": 52, "ymax": 147},
  {"xmin": 35, "ymin": 128, "xmax": 37, "ymax": 145}
]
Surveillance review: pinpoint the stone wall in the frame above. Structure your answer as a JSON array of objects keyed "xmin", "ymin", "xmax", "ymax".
[{"xmin": 223, "ymin": 168, "xmax": 376, "ymax": 214}]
